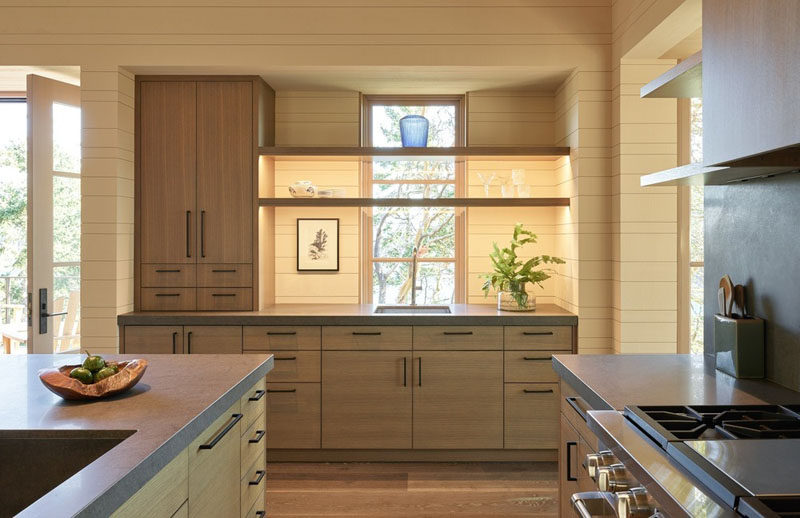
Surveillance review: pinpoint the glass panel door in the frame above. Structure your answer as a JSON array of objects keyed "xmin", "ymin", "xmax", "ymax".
[{"xmin": 27, "ymin": 74, "xmax": 81, "ymax": 353}]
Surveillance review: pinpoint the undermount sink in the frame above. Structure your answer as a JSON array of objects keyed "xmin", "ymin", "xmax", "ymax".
[{"xmin": 374, "ymin": 305, "xmax": 452, "ymax": 314}]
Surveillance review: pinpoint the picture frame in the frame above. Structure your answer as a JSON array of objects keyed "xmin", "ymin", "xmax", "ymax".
[{"xmin": 296, "ymin": 218, "xmax": 340, "ymax": 272}]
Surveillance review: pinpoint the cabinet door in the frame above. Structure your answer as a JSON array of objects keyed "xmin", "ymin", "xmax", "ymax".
[
  {"xmin": 124, "ymin": 326, "xmax": 183, "ymax": 354},
  {"xmin": 413, "ymin": 351, "xmax": 503, "ymax": 449},
  {"xmin": 559, "ymin": 414, "xmax": 581, "ymax": 518},
  {"xmin": 188, "ymin": 401, "xmax": 241, "ymax": 518},
  {"xmin": 504, "ymin": 383, "xmax": 560, "ymax": 449},
  {"xmin": 185, "ymin": 326, "xmax": 242, "ymax": 354},
  {"xmin": 139, "ymin": 81, "xmax": 196, "ymax": 264},
  {"xmin": 196, "ymin": 81, "xmax": 253, "ymax": 264},
  {"xmin": 322, "ymin": 351, "xmax": 412, "ymax": 449},
  {"xmin": 266, "ymin": 383, "xmax": 321, "ymax": 449}
]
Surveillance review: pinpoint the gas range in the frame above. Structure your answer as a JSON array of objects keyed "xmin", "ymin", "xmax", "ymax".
[{"xmin": 624, "ymin": 405, "xmax": 800, "ymax": 517}]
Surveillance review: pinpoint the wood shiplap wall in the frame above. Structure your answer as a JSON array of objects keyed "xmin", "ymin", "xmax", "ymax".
[
  {"xmin": 467, "ymin": 91, "xmax": 555, "ymax": 146},
  {"xmin": 275, "ymin": 92, "xmax": 360, "ymax": 147}
]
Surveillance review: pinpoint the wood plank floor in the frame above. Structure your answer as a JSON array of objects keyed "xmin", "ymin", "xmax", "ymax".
[{"xmin": 266, "ymin": 462, "xmax": 558, "ymax": 517}]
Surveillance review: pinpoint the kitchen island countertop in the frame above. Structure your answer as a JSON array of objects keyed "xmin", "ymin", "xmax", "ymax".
[
  {"xmin": 118, "ymin": 303, "xmax": 578, "ymax": 326},
  {"xmin": 2, "ymin": 353, "xmax": 273, "ymax": 518}
]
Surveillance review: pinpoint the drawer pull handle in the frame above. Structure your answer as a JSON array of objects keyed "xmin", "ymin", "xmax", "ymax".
[
  {"xmin": 275, "ymin": 356, "xmax": 297, "ymax": 361},
  {"xmin": 353, "ymin": 331, "xmax": 381, "ymax": 336},
  {"xmin": 443, "ymin": 331, "xmax": 473, "ymax": 335},
  {"xmin": 566, "ymin": 441, "xmax": 578, "ymax": 481},
  {"xmin": 211, "ymin": 293, "xmax": 236, "ymax": 297},
  {"xmin": 523, "ymin": 388, "xmax": 554, "ymax": 394},
  {"xmin": 155, "ymin": 293, "xmax": 180, "ymax": 297},
  {"xmin": 155, "ymin": 269, "xmax": 181, "ymax": 273},
  {"xmin": 200, "ymin": 210, "xmax": 206, "ymax": 258},
  {"xmin": 185, "ymin": 210, "xmax": 191, "ymax": 258},
  {"xmin": 249, "ymin": 389, "xmax": 266, "ymax": 401},
  {"xmin": 267, "ymin": 388, "xmax": 297, "ymax": 393},
  {"xmin": 187, "ymin": 331, "xmax": 192, "ymax": 354},
  {"xmin": 172, "ymin": 331, "xmax": 177, "ymax": 354},
  {"xmin": 249, "ymin": 429, "xmax": 266, "ymax": 444},
  {"xmin": 211, "ymin": 269, "xmax": 237, "ymax": 273},
  {"xmin": 249, "ymin": 469, "xmax": 266, "ymax": 486},
  {"xmin": 523, "ymin": 331, "xmax": 554, "ymax": 336},
  {"xmin": 267, "ymin": 331, "xmax": 297, "ymax": 336},
  {"xmin": 199, "ymin": 413, "xmax": 242, "ymax": 450},
  {"xmin": 403, "ymin": 357, "xmax": 407, "ymax": 387},
  {"xmin": 523, "ymin": 356, "xmax": 552, "ymax": 361},
  {"xmin": 255, "ymin": 512, "xmax": 265, "ymax": 518}
]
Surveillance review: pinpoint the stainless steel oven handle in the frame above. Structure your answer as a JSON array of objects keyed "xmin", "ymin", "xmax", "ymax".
[
  {"xmin": 566, "ymin": 396, "xmax": 592, "ymax": 422},
  {"xmin": 570, "ymin": 492, "xmax": 617, "ymax": 518}
]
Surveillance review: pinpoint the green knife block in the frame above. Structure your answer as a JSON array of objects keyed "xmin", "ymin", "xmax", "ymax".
[{"xmin": 714, "ymin": 315, "xmax": 765, "ymax": 378}]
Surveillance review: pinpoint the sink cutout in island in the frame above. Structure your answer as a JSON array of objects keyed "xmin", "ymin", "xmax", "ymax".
[
  {"xmin": 373, "ymin": 305, "xmax": 452, "ymax": 314},
  {"xmin": 0, "ymin": 429, "xmax": 135, "ymax": 516}
]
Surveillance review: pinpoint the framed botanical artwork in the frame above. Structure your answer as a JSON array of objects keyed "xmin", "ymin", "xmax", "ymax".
[{"xmin": 296, "ymin": 218, "xmax": 339, "ymax": 272}]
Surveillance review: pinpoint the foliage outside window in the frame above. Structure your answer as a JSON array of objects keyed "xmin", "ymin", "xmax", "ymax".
[
  {"xmin": 364, "ymin": 97, "xmax": 463, "ymax": 304},
  {"xmin": 689, "ymin": 97, "xmax": 704, "ymax": 354}
]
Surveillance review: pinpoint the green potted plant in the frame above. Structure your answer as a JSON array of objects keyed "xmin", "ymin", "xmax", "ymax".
[{"xmin": 481, "ymin": 223, "xmax": 565, "ymax": 311}]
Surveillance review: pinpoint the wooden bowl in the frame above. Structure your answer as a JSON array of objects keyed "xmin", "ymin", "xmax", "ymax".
[{"xmin": 38, "ymin": 359, "xmax": 148, "ymax": 401}]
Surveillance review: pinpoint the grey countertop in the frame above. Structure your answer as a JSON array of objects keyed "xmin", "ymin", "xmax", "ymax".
[
  {"xmin": 3, "ymin": 354, "xmax": 273, "ymax": 518},
  {"xmin": 117, "ymin": 303, "xmax": 578, "ymax": 326}
]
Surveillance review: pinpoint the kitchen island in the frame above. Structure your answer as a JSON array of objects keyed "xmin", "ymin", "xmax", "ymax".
[
  {"xmin": 1, "ymin": 353, "xmax": 273, "ymax": 518},
  {"xmin": 553, "ymin": 354, "xmax": 800, "ymax": 517}
]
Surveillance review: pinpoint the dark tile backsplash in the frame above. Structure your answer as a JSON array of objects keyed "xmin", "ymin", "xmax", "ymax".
[{"xmin": 704, "ymin": 173, "xmax": 800, "ymax": 391}]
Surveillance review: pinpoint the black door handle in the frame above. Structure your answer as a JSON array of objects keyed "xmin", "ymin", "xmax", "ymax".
[
  {"xmin": 352, "ymin": 331, "xmax": 381, "ymax": 336},
  {"xmin": 566, "ymin": 441, "xmax": 578, "ymax": 481},
  {"xmin": 403, "ymin": 357, "xmax": 407, "ymax": 387},
  {"xmin": 187, "ymin": 331, "xmax": 192, "ymax": 354},
  {"xmin": 267, "ymin": 388, "xmax": 297, "ymax": 393},
  {"xmin": 155, "ymin": 269, "xmax": 181, "ymax": 273},
  {"xmin": 523, "ymin": 356, "xmax": 552, "ymax": 361},
  {"xmin": 417, "ymin": 357, "xmax": 422, "ymax": 387},
  {"xmin": 211, "ymin": 269, "xmax": 237, "ymax": 273},
  {"xmin": 523, "ymin": 331, "xmax": 554, "ymax": 336},
  {"xmin": 274, "ymin": 356, "xmax": 297, "ymax": 361},
  {"xmin": 249, "ymin": 389, "xmax": 266, "ymax": 401},
  {"xmin": 249, "ymin": 430, "xmax": 266, "ymax": 444},
  {"xmin": 267, "ymin": 331, "xmax": 297, "ymax": 336},
  {"xmin": 186, "ymin": 210, "xmax": 191, "ymax": 258},
  {"xmin": 172, "ymin": 331, "xmax": 177, "ymax": 354},
  {"xmin": 523, "ymin": 388, "xmax": 554, "ymax": 394},
  {"xmin": 200, "ymin": 210, "xmax": 206, "ymax": 258},
  {"xmin": 443, "ymin": 331, "xmax": 473, "ymax": 335},
  {"xmin": 199, "ymin": 414, "xmax": 242, "ymax": 450},
  {"xmin": 249, "ymin": 470, "xmax": 266, "ymax": 486}
]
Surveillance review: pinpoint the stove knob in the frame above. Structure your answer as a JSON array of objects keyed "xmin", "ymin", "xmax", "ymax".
[
  {"xmin": 596, "ymin": 463, "xmax": 635, "ymax": 492},
  {"xmin": 616, "ymin": 487, "xmax": 652, "ymax": 518},
  {"xmin": 585, "ymin": 450, "xmax": 616, "ymax": 479}
]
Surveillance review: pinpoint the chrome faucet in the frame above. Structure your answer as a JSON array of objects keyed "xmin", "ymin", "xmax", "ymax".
[{"xmin": 410, "ymin": 246, "xmax": 421, "ymax": 305}]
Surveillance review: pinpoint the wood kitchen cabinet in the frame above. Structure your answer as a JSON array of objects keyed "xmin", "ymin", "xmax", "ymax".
[
  {"xmin": 185, "ymin": 326, "xmax": 243, "ymax": 354},
  {"xmin": 322, "ymin": 351, "xmax": 412, "ymax": 449},
  {"xmin": 123, "ymin": 325, "xmax": 184, "ymax": 354},
  {"xmin": 413, "ymin": 351, "xmax": 503, "ymax": 449},
  {"xmin": 135, "ymin": 76, "xmax": 274, "ymax": 311}
]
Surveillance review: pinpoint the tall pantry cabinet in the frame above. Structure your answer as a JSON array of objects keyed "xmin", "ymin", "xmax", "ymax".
[{"xmin": 135, "ymin": 76, "xmax": 274, "ymax": 311}]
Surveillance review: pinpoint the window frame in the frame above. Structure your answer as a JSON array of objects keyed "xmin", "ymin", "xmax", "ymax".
[{"xmin": 360, "ymin": 95, "xmax": 467, "ymax": 304}]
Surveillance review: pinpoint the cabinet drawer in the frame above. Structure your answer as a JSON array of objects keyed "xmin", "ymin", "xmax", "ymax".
[
  {"xmin": 504, "ymin": 383, "xmax": 560, "ymax": 449},
  {"xmin": 265, "ymin": 351, "xmax": 320, "ymax": 382},
  {"xmin": 123, "ymin": 326, "xmax": 183, "ymax": 354},
  {"xmin": 141, "ymin": 264, "xmax": 196, "ymax": 287},
  {"xmin": 240, "ymin": 411, "xmax": 266, "ymax": 479},
  {"xmin": 413, "ymin": 326, "xmax": 502, "ymax": 350},
  {"xmin": 504, "ymin": 351, "xmax": 560, "ymax": 383},
  {"xmin": 267, "ymin": 383, "xmax": 321, "ymax": 449},
  {"xmin": 140, "ymin": 288, "xmax": 197, "ymax": 311},
  {"xmin": 243, "ymin": 326, "xmax": 321, "ymax": 351},
  {"xmin": 185, "ymin": 326, "xmax": 242, "ymax": 354},
  {"xmin": 243, "ymin": 498, "xmax": 264, "ymax": 518},
  {"xmin": 322, "ymin": 326, "xmax": 412, "ymax": 350},
  {"xmin": 239, "ymin": 377, "xmax": 266, "ymax": 433},
  {"xmin": 198, "ymin": 264, "xmax": 252, "ymax": 287},
  {"xmin": 504, "ymin": 326, "xmax": 573, "ymax": 350},
  {"xmin": 197, "ymin": 288, "xmax": 252, "ymax": 311},
  {"xmin": 240, "ymin": 450, "xmax": 266, "ymax": 518}
]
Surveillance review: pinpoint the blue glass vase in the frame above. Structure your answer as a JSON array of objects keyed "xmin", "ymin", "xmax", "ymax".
[{"xmin": 399, "ymin": 115, "xmax": 429, "ymax": 147}]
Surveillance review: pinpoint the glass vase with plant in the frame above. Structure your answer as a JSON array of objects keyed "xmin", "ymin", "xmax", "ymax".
[{"xmin": 481, "ymin": 223, "xmax": 565, "ymax": 311}]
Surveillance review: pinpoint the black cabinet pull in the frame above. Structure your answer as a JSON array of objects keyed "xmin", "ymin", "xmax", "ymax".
[
  {"xmin": 155, "ymin": 269, "xmax": 181, "ymax": 273},
  {"xmin": 249, "ymin": 389, "xmax": 266, "ymax": 401},
  {"xmin": 566, "ymin": 441, "xmax": 578, "ymax": 481},
  {"xmin": 187, "ymin": 331, "xmax": 192, "ymax": 354},
  {"xmin": 155, "ymin": 293, "xmax": 180, "ymax": 297},
  {"xmin": 172, "ymin": 331, "xmax": 177, "ymax": 354},
  {"xmin": 352, "ymin": 331, "xmax": 381, "ymax": 336},
  {"xmin": 267, "ymin": 388, "xmax": 297, "ymax": 393},
  {"xmin": 255, "ymin": 512, "xmax": 265, "ymax": 518},
  {"xmin": 249, "ymin": 469, "xmax": 266, "ymax": 486},
  {"xmin": 443, "ymin": 331, "xmax": 473, "ymax": 335},
  {"xmin": 267, "ymin": 331, "xmax": 297, "ymax": 336},
  {"xmin": 403, "ymin": 357, "xmax": 407, "ymax": 387},
  {"xmin": 199, "ymin": 413, "xmax": 242, "ymax": 450},
  {"xmin": 523, "ymin": 331, "xmax": 554, "ymax": 336},
  {"xmin": 200, "ymin": 210, "xmax": 206, "ymax": 258},
  {"xmin": 523, "ymin": 388, "xmax": 554, "ymax": 394},
  {"xmin": 418, "ymin": 357, "xmax": 422, "ymax": 387},
  {"xmin": 211, "ymin": 293, "xmax": 236, "ymax": 297},
  {"xmin": 185, "ymin": 210, "xmax": 191, "ymax": 258},
  {"xmin": 275, "ymin": 356, "xmax": 297, "ymax": 361},
  {"xmin": 249, "ymin": 430, "xmax": 266, "ymax": 444},
  {"xmin": 523, "ymin": 356, "xmax": 552, "ymax": 361},
  {"xmin": 211, "ymin": 269, "xmax": 237, "ymax": 273}
]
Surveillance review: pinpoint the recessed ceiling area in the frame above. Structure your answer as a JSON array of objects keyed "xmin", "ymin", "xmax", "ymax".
[
  {"xmin": 127, "ymin": 65, "xmax": 574, "ymax": 94},
  {"xmin": 0, "ymin": 66, "xmax": 80, "ymax": 92}
]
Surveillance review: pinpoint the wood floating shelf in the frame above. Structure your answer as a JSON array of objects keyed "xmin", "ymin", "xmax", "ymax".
[
  {"xmin": 640, "ymin": 50, "xmax": 702, "ymax": 99},
  {"xmin": 258, "ymin": 146, "xmax": 570, "ymax": 160},
  {"xmin": 640, "ymin": 162, "xmax": 798, "ymax": 186},
  {"xmin": 258, "ymin": 197, "xmax": 571, "ymax": 208}
]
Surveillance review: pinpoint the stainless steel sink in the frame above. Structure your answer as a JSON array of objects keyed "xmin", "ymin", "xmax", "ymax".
[{"xmin": 374, "ymin": 305, "xmax": 452, "ymax": 314}]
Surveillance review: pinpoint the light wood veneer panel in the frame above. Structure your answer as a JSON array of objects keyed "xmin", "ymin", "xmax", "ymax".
[
  {"xmin": 504, "ymin": 326, "xmax": 573, "ymax": 350},
  {"xmin": 267, "ymin": 383, "xmax": 321, "ymax": 449},
  {"xmin": 504, "ymin": 382, "xmax": 559, "ymax": 449},
  {"xmin": 504, "ymin": 350, "xmax": 560, "ymax": 383},
  {"xmin": 322, "ymin": 326, "xmax": 412, "ymax": 351},
  {"xmin": 141, "ymin": 264, "xmax": 197, "ymax": 287},
  {"xmin": 412, "ymin": 326, "xmax": 502, "ymax": 350},
  {"xmin": 264, "ymin": 351, "xmax": 321, "ymax": 382},
  {"xmin": 243, "ymin": 326, "xmax": 321, "ymax": 350}
]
